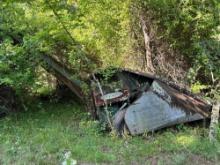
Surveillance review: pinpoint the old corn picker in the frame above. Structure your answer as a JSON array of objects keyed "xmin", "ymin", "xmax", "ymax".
[{"xmin": 43, "ymin": 54, "xmax": 211, "ymax": 135}]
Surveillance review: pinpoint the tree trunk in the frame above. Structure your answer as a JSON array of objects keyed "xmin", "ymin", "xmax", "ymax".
[
  {"xmin": 140, "ymin": 15, "xmax": 154, "ymax": 73},
  {"xmin": 209, "ymin": 102, "xmax": 220, "ymax": 142}
]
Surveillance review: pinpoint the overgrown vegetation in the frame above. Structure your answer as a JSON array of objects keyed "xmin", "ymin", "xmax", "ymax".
[
  {"xmin": 130, "ymin": 0, "xmax": 220, "ymax": 87},
  {"xmin": 0, "ymin": 0, "xmax": 131, "ymax": 92},
  {"xmin": 0, "ymin": 0, "xmax": 220, "ymax": 164},
  {"xmin": 0, "ymin": 101, "xmax": 219, "ymax": 164},
  {"xmin": 0, "ymin": 0, "xmax": 219, "ymax": 94}
]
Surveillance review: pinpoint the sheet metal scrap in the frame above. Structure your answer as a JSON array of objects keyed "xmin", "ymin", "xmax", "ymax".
[
  {"xmin": 43, "ymin": 55, "xmax": 212, "ymax": 135},
  {"xmin": 91, "ymin": 69, "xmax": 211, "ymax": 135},
  {"xmin": 125, "ymin": 81, "xmax": 206, "ymax": 135}
]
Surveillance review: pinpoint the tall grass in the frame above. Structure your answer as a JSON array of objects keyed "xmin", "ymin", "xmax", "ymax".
[{"xmin": 0, "ymin": 100, "xmax": 219, "ymax": 164}]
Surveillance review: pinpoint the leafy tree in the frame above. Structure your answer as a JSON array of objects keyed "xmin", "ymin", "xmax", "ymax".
[
  {"xmin": 136, "ymin": 0, "xmax": 220, "ymax": 83},
  {"xmin": 0, "ymin": 0, "xmax": 219, "ymax": 99}
]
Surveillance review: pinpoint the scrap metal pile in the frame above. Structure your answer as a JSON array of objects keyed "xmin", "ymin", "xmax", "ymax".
[{"xmin": 43, "ymin": 55, "xmax": 212, "ymax": 135}]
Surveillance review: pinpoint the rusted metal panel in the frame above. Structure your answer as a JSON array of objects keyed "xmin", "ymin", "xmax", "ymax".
[
  {"xmin": 124, "ymin": 81, "xmax": 205, "ymax": 135},
  {"xmin": 124, "ymin": 92, "xmax": 203, "ymax": 135},
  {"xmin": 42, "ymin": 55, "xmax": 85, "ymax": 101},
  {"xmin": 152, "ymin": 81, "xmax": 211, "ymax": 117}
]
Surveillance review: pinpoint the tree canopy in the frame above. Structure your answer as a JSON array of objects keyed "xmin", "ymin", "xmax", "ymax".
[{"xmin": 0, "ymin": 0, "xmax": 219, "ymax": 96}]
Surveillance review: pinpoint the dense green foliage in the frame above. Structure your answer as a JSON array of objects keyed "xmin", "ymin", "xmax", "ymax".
[
  {"xmin": 0, "ymin": 0, "xmax": 219, "ymax": 93},
  {"xmin": 138, "ymin": 0, "xmax": 220, "ymax": 83},
  {"xmin": 0, "ymin": 1, "xmax": 85, "ymax": 91},
  {"xmin": 0, "ymin": 0, "xmax": 131, "ymax": 92}
]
